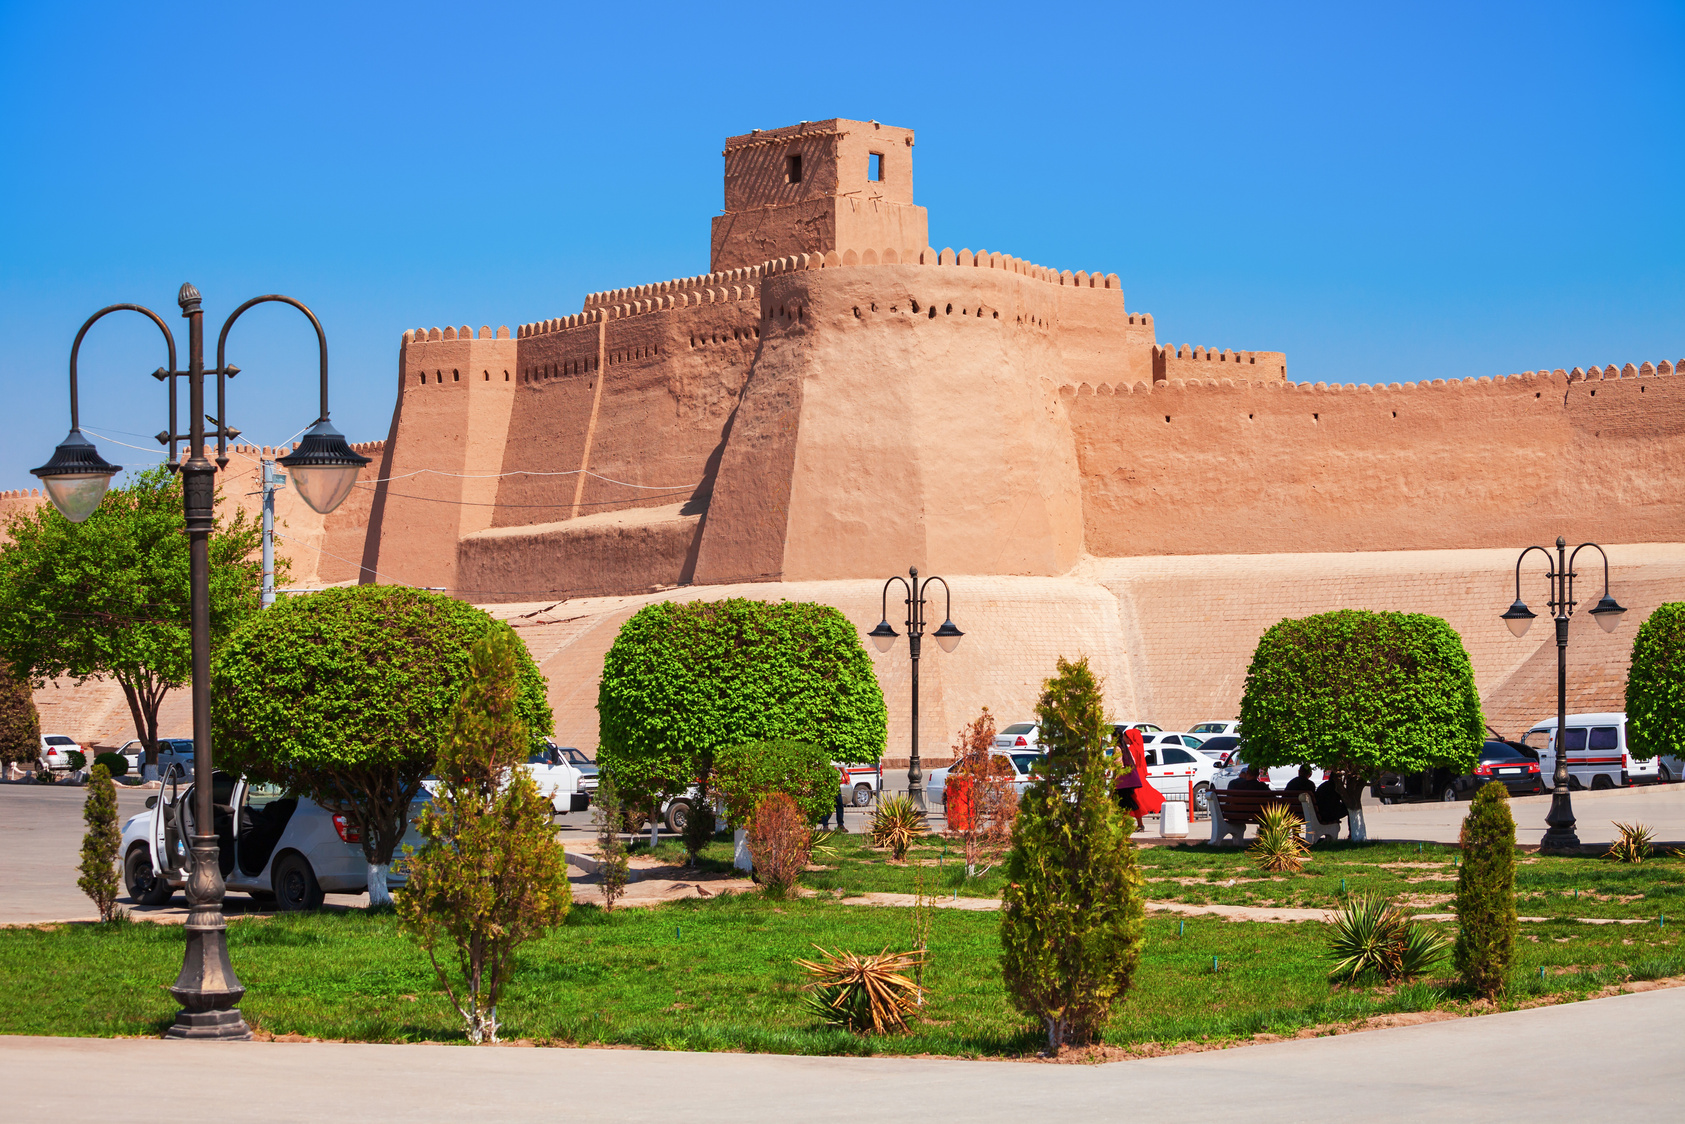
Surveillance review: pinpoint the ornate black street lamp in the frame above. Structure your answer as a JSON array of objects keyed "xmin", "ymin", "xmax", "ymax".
[
  {"xmin": 32, "ymin": 284, "xmax": 369, "ymax": 1039},
  {"xmin": 867, "ymin": 567, "xmax": 963, "ymax": 811},
  {"xmin": 1501, "ymin": 536, "xmax": 1626, "ymax": 853}
]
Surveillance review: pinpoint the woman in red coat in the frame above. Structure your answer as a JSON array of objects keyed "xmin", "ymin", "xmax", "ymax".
[{"xmin": 1114, "ymin": 727, "xmax": 1164, "ymax": 826}]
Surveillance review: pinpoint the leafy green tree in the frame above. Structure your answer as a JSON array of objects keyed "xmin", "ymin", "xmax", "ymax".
[
  {"xmin": 1455, "ymin": 781, "xmax": 1518, "ymax": 997},
  {"xmin": 713, "ymin": 738, "xmax": 838, "ymax": 828},
  {"xmin": 1626, "ymin": 602, "xmax": 1685, "ymax": 763},
  {"xmin": 211, "ymin": 586, "xmax": 552, "ymax": 905},
  {"xmin": 78, "ymin": 762, "xmax": 122, "ymax": 921},
  {"xmin": 0, "ymin": 467, "xmax": 263, "ymax": 766},
  {"xmin": 1240, "ymin": 609, "xmax": 1484, "ymax": 842},
  {"xmin": 597, "ymin": 599, "xmax": 885, "ymax": 813},
  {"xmin": 396, "ymin": 629, "xmax": 570, "ymax": 1044},
  {"xmin": 1000, "ymin": 656, "xmax": 1145, "ymax": 1053},
  {"xmin": 0, "ymin": 660, "xmax": 40, "ymax": 770}
]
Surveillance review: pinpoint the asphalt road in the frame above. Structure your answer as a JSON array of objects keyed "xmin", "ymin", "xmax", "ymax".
[
  {"xmin": 3, "ymin": 985, "xmax": 1682, "ymax": 1123},
  {"xmin": 8, "ymin": 780, "xmax": 1685, "ymax": 925}
]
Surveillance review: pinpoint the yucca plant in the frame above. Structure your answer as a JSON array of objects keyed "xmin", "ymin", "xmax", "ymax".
[
  {"xmin": 1249, "ymin": 803, "xmax": 1310, "ymax": 873},
  {"xmin": 1328, "ymin": 894, "xmax": 1451, "ymax": 984},
  {"xmin": 870, "ymin": 793, "xmax": 927, "ymax": 862},
  {"xmin": 1607, "ymin": 821, "xmax": 1655, "ymax": 864},
  {"xmin": 796, "ymin": 946, "xmax": 927, "ymax": 1034}
]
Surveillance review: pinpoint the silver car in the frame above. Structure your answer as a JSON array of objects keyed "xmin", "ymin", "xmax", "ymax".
[{"xmin": 120, "ymin": 768, "xmax": 427, "ymax": 911}]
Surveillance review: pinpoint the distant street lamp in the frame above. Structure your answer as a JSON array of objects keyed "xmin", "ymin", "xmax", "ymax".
[
  {"xmin": 1501, "ymin": 536, "xmax": 1626, "ymax": 853},
  {"xmin": 867, "ymin": 567, "xmax": 963, "ymax": 811},
  {"xmin": 32, "ymin": 284, "xmax": 369, "ymax": 1039}
]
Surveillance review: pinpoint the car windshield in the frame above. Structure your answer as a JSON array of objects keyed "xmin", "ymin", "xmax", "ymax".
[
  {"xmin": 45, "ymin": 736, "xmax": 77, "ymax": 746},
  {"xmin": 1202, "ymin": 736, "xmax": 1240, "ymax": 754},
  {"xmin": 1480, "ymin": 741, "xmax": 1529, "ymax": 763},
  {"xmin": 1010, "ymin": 753, "xmax": 1041, "ymax": 774},
  {"xmin": 1182, "ymin": 734, "xmax": 1205, "ymax": 748},
  {"xmin": 1001, "ymin": 723, "xmax": 1036, "ymax": 735}
]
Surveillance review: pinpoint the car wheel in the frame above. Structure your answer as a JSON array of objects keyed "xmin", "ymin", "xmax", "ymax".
[
  {"xmin": 273, "ymin": 852, "xmax": 324, "ymax": 912},
  {"xmin": 124, "ymin": 846, "xmax": 173, "ymax": 906},
  {"xmin": 1441, "ymin": 785, "xmax": 1458, "ymax": 803},
  {"xmin": 665, "ymin": 800, "xmax": 691, "ymax": 834},
  {"xmin": 1378, "ymin": 796, "xmax": 1393, "ymax": 806},
  {"xmin": 1591, "ymin": 775, "xmax": 1615, "ymax": 791},
  {"xmin": 1568, "ymin": 776, "xmax": 1583, "ymax": 792},
  {"xmin": 852, "ymin": 783, "xmax": 873, "ymax": 807},
  {"xmin": 1191, "ymin": 782, "xmax": 1211, "ymax": 814},
  {"xmin": 1660, "ymin": 764, "xmax": 1674, "ymax": 784}
]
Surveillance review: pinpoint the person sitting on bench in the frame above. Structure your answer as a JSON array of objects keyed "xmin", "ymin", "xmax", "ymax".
[
  {"xmin": 1314, "ymin": 775, "xmax": 1349, "ymax": 836},
  {"xmin": 1230, "ymin": 765, "xmax": 1270, "ymax": 792},
  {"xmin": 1284, "ymin": 765, "xmax": 1316, "ymax": 797}
]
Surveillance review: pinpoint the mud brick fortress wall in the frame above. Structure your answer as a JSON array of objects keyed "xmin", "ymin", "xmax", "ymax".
[{"xmin": 18, "ymin": 119, "xmax": 1683, "ymax": 759}]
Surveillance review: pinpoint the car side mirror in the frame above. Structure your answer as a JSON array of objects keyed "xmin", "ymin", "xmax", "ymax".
[{"xmin": 145, "ymin": 795, "xmax": 159, "ymax": 809}]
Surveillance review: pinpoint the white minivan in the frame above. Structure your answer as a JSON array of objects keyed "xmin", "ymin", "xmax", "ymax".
[{"xmin": 1520, "ymin": 713, "xmax": 1655, "ymax": 790}]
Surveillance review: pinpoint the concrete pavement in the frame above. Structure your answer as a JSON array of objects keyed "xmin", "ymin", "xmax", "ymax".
[{"xmin": 3, "ymin": 985, "xmax": 1682, "ymax": 1122}]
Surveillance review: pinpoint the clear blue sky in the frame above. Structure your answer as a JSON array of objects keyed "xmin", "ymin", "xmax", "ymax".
[{"xmin": 1, "ymin": 1, "xmax": 1680, "ymax": 489}]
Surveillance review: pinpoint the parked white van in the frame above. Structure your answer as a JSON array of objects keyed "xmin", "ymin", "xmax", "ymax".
[{"xmin": 1520, "ymin": 713, "xmax": 1657, "ymax": 789}]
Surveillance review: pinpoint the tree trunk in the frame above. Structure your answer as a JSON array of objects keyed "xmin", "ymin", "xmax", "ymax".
[
  {"xmin": 1338, "ymin": 773, "xmax": 1369, "ymax": 842},
  {"xmin": 366, "ymin": 862, "xmax": 392, "ymax": 906},
  {"xmin": 116, "ymin": 674, "xmax": 166, "ymax": 769}
]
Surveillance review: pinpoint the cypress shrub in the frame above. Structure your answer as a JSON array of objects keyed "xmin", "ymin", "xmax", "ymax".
[
  {"xmin": 1000, "ymin": 656, "xmax": 1145, "ymax": 1052},
  {"xmin": 1454, "ymin": 780, "xmax": 1517, "ymax": 997},
  {"xmin": 0, "ymin": 662, "xmax": 39, "ymax": 769},
  {"xmin": 77, "ymin": 763, "xmax": 122, "ymax": 921}
]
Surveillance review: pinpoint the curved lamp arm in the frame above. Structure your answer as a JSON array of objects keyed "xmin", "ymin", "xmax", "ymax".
[
  {"xmin": 1569, "ymin": 542, "xmax": 1627, "ymax": 630},
  {"xmin": 216, "ymin": 294, "xmax": 331, "ymax": 465},
  {"xmin": 1568, "ymin": 542, "xmax": 1611, "ymax": 602},
  {"xmin": 919, "ymin": 575, "xmax": 964, "ymax": 652},
  {"xmin": 881, "ymin": 574, "xmax": 912, "ymax": 625},
  {"xmin": 1512, "ymin": 543, "xmax": 1555, "ymax": 603},
  {"xmin": 68, "ymin": 303, "xmax": 178, "ymax": 434},
  {"xmin": 868, "ymin": 575, "xmax": 913, "ymax": 651}
]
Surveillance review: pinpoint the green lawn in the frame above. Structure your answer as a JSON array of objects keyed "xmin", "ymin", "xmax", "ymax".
[
  {"xmin": 643, "ymin": 831, "xmax": 1685, "ymax": 923},
  {"xmin": 3, "ymin": 893, "xmax": 1681, "ymax": 1053}
]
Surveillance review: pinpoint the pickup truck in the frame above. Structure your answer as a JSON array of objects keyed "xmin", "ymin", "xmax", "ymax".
[
  {"xmin": 838, "ymin": 763, "xmax": 883, "ymax": 807},
  {"xmin": 523, "ymin": 752, "xmax": 590, "ymax": 816}
]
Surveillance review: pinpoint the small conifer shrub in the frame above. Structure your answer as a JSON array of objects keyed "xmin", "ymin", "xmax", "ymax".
[
  {"xmin": 592, "ymin": 773, "xmax": 631, "ymax": 910},
  {"xmin": 1000, "ymin": 656, "xmax": 1145, "ymax": 1052},
  {"xmin": 680, "ymin": 782, "xmax": 718, "ymax": 866},
  {"xmin": 395, "ymin": 629, "xmax": 572, "ymax": 1045},
  {"xmin": 1454, "ymin": 781, "xmax": 1518, "ymax": 998},
  {"xmin": 77, "ymin": 763, "xmax": 122, "ymax": 921}
]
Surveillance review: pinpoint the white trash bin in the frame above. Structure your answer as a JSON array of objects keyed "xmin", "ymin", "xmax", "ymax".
[{"xmin": 1159, "ymin": 790, "xmax": 1189, "ymax": 838}]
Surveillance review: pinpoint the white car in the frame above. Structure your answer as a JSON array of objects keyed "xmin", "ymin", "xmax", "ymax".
[
  {"xmin": 993, "ymin": 722, "xmax": 1041, "ymax": 751},
  {"xmin": 1212, "ymin": 746, "xmax": 1331, "ymax": 792},
  {"xmin": 1143, "ymin": 731, "xmax": 1208, "ymax": 753},
  {"xmin": 837, "ymin": 762, "xmax": 882, "ymax": 807},
  {"xmin": 926, "ymin": 750, "xmax": 1044, "ymax": 810},
  {"xmin": 520, "ymin": 752, "xmax": 590, "ymax": 815},
  {"xmin": 38, "ymin": 734, "xmax": 80, "ymax": 772},
  {"xmin": 1189, "ymin": 720, "xmax": 1240, "ymax": 737},
  {"xmin": 1135, "ymin": 742, "xmax": 1218, "ymax": 814},
  {"xmin": 120, "ymin": 768, "xmax": 429, "ymax": 910},
  {"xmin": 1520, "ymin": 713, "xmax": 1652, "ymax": 789}
]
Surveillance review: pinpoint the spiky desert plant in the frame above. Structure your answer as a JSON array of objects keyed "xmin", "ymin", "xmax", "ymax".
[
  {"xmin": 1249, "ymin": 803, "xmax": 1309, "ymax": 873},
  {"xmin": 869, "ymin": 793, "xmax": 927, "ymax": 861},
  {"xmin": 796, "ymin": 946, "xmax": 926, "ymax": 1034},
  {"xmin": 747, "ymin": 791, "xmax": 813, "ymax": 896},
  {"xmin": 1455, "ymin": 781, "xmax": 1517, "ymax": 998},
  {"xmin": 1607, "ymin": 821, "xmax": 1655, "ymax": 864},
  {"xmin": 1328, "ymin": 894, "xmax": 1449, "ymax": 984},
  {"xmin": 77, "ymin": 763, "xmax": 122, "ymax": 921},
  {"xmin": 1001, "ymin": 656, "xmax": 1145, "ymax": 1052}
]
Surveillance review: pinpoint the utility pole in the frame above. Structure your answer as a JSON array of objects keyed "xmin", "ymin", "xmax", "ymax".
[{"xmin": 260, "ymin": 458, "xmax": 286, "ymax": 608}]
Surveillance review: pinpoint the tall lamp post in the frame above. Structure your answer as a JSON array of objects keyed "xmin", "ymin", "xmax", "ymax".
[
  {"xmin": 31, "ymin": 284, "xmax": 369, "ymax": 1039},
  {"xmin": 867, "ymin": 567, "xmax": 963, "ymax": 811},
  {"xmin": 1500, "ymin": 536, "xmax": 1626, "ymax": 853}
]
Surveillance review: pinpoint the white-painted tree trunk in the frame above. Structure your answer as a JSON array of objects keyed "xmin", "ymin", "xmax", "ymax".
[
  {"xmin": 367, "ymin": 862, "xmax": 392, "ymax": 907},
  {"xmin": 649, "ymin": 817, "xmax": 659, "ymax": 851},
  {"xmin": 732, "ymin": 828, "xmax": 753, "ymax": 872},
  {"xmin": 1346, "ymin": 798, "xmax": 1368, "ymax": 842}
]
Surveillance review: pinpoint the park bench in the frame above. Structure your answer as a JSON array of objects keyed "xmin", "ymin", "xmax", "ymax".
[{"xmin": 1209, "ymin": 789, "xmax": 1342, "ymax": 846}]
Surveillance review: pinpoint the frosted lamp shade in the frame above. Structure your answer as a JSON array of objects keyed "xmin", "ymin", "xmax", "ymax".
[
  {"xmin": 867, "ymin": 620, "xmax": 898, "ymax": 653},
  {"xmin": 1590, "ymin": 595, "xmax": 1627, "ymax": 633},
  {"xmin": 288, "ymin": 463, "xmax": 361, "ymax": 515},
  {"xmin": 933, "ymin": 619, "xmax": 964, "ymax": 653},
  {"xmin": 43, "ymin": 473, "xmax": 114, "ymax": 524},
  {"xmin": 1500, "ymin": 600, "xmax": 1535, "ymax": 638}
]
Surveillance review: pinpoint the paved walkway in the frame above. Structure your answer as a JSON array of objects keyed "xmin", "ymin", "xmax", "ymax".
[{"xmin": 4, "ymin": 986, "xmax": 1681, "ymax": 1123}]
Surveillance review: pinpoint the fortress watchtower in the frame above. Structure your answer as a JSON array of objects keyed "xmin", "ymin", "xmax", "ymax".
[{"xmin": 710, "ymin": 118, "xmax": 929, "ymax": 272}]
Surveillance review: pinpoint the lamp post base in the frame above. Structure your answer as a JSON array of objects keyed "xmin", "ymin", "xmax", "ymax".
[
  {"xmin": 1539, "ymin": 791, "xmax": 1581, "ymax": 855},
  {"xmin": 166, "ymin": 837, "xmax": 251, "ymax": 1040}
]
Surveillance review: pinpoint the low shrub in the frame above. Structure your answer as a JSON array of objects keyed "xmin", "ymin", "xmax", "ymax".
[
  {"xmin": 747, "ymin": 792, "xmax": 812, "ymax": 895},
  {"xmin": 66, "ymin": 749, "xmax": 86, "ymax": 771},
  {"xmin": 869, "ymin": 794, "xmax": 927, "ymax": 862},
  {"xmin": 93, "ymin": 751, "xmax": 128, "ymax": 778}
]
